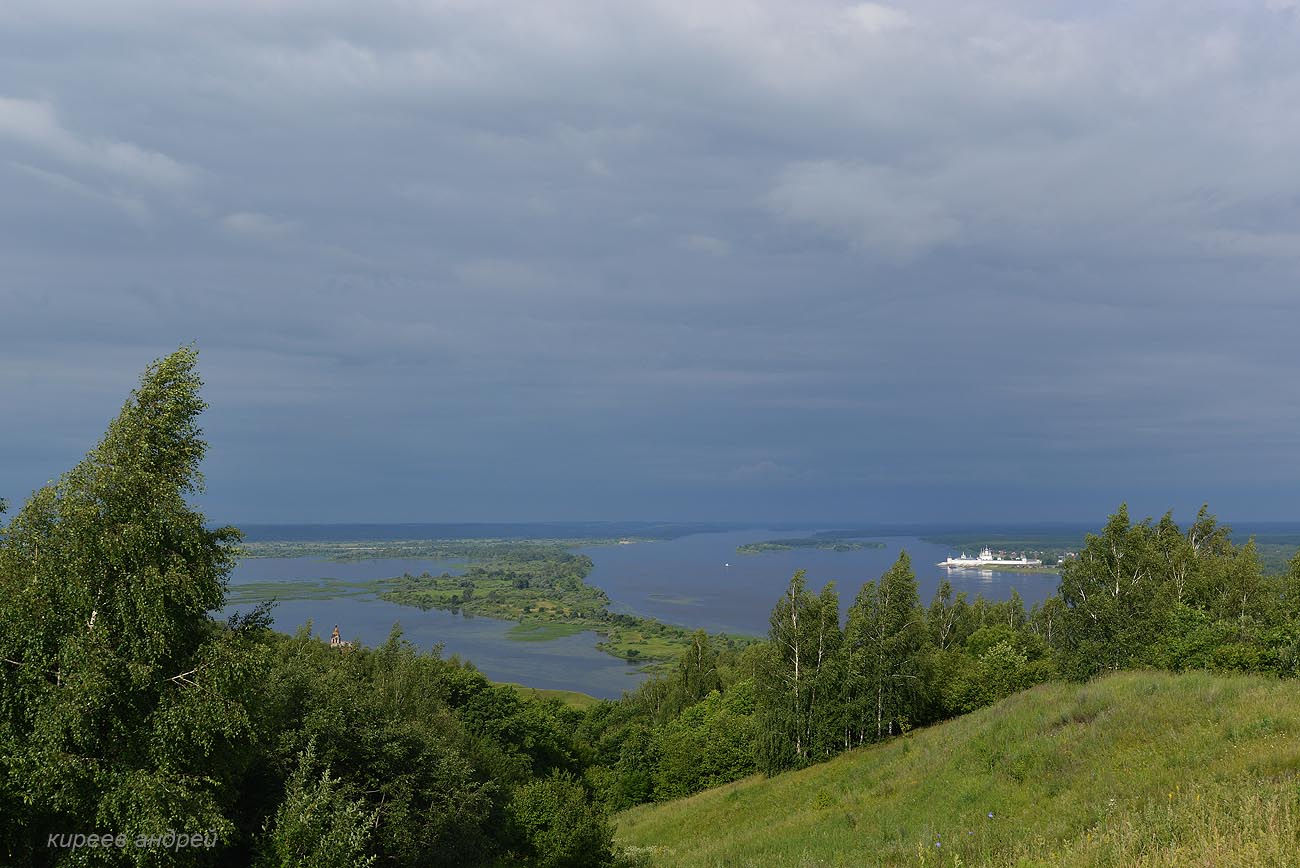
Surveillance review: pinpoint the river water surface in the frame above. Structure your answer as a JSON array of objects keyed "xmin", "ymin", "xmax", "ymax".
[
  {"xmin": 223, "ymin": 531, "xmax": 1059, "ymax": 698},
  {"xmin": 578, "ymin": 530, "xmax": 1057, "ymax": 634}
]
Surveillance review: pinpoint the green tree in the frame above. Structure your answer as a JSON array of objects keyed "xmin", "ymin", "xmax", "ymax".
[
  {"xmin": 926, "ymin": 580, "xmax": 968, "ymax": 651},
  {"xmin": 995, "ymin": 588, "xmax": 1026, "ymax": 631},
  {"xmin": 1210, "ymin": 539, "xmax": 1267, "ymax": 628},
  {"xmin": 257, "ymin": 742, "xmax": 377, "ymax": 868},
  {"xmin": 263, "ymin": 629, "xmax": 496, "ymax": 866},
  {"xmin": 1153, "ymin": 511, "xmax": 1195, "ymax": 606},
  {"xmin": 507, "ymin": 772, "xmax": 614, "ymax": 868},
  {"xmin": 755, "ymin": 571, "xmax": 841, "ymax": 773},
  {"xmin": 653, "ymin": 682, "xmax": 757, "ymax": 800},
  {"xmin": 612, "ymin": 724, "xmax": 658, "ymax": 808},
  {"xmin": 756, "ymin": 571, "xmax": 811, "ymax": 772},
  {"xmin": 1056, "ymin": 504, "xmax": 1159, "ymax": 678},
  {"xmin": 1152, "ymin": 506, "xmax": 1232, "ymax": 608},
  {"xmin": 955, "ymin": 641, "xmax": 1044, "ymax": 713},
  {"xmin": 1279, "ymin": 549, "xmax": 1300, "ymax": 624},
  {"xmin": 1028, "ymin": 596, "xmax": 1066, "ymax": 647},
  {"xmin": 844, "ymin": 552, "xmax": 925, "ymax": 743},
  {"xmin": 0, "ymin": 348, "xmax": 262, "ymax": 865},
  {"xmin": 807, "ymin": 582, "xmax": 844, "ymax": 759},
  {"xmin": 665, "ymin": 630, "xmax": 720, "ymax": 718}
]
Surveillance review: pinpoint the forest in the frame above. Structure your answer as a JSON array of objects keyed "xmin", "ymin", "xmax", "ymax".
[{"xmin": 5, "ymin": 348, "xmax": 1300, "ymax": 867}]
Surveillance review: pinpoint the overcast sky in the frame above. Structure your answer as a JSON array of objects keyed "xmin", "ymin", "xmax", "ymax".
[{"xmin": 2, "ymin": 1, "xmax": 1299, "ymax": 524}]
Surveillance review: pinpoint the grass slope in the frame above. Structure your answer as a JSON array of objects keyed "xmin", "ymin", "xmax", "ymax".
[{"xmin": 617, "ymin": 671, "xmax": 1300, "ymax": 867}]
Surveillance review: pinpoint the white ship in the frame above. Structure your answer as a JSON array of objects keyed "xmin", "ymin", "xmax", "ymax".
[{"xmin": 938, "ymin": 547, "xmax": 1042, "ymax": 568}]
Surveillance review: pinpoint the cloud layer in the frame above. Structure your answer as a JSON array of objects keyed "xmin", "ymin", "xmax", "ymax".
[{"xmin": 2, "ymin": 1, "xmax": 1299, "ymax": 522}]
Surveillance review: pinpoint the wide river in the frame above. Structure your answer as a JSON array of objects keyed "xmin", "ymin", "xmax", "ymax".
[{"xmin": 224, "ymin": 530, "xmax": 1060, "ymax": 699}]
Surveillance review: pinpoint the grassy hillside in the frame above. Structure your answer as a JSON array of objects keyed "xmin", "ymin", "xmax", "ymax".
[{"xmin": 617, "ymin": 671, "xmax": 1300, "ymax": 867}]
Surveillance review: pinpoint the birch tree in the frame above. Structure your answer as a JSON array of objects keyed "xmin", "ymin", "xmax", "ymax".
[
  {"xmin": 1057, "ymin": 504, "xmax": 1159, "ymax": 678},
  {"xmin": 844, "ymin": 552, "xmax": 924, "ymax": 744},
  {"xmin": 807, "ymin": 582, "xmax": 843, "ymax": 759},
  {"xmin": 1153, "ymin": 506, "xmax": 1232, "ymax": 608},
  {"xmin": 756, "ymin": 571, "xmax": 841, "ymax": 773},
  {"xmin": 927, "ymin": 580, "xmax": 964, "ymax": 651},
  {"xmin": 0, "ymin": 348, "xmax": 263, "ymax": 864},
  {"xmin": 756, "ymin": 571, "xmax": 809, "ymax": 772},
  {"xmin": 1212, "ymin": 538, "xmax": 1266, "ymax": 628}
]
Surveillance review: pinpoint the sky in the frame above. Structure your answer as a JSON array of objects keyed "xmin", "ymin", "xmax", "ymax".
[{"xmin": 2, "ymin": 0, "xmax": 1300, "ymax": 525}]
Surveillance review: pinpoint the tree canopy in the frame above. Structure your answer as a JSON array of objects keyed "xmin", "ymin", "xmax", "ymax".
[{"xmin": 0, "ymin": 349, "xmax": 619, "ymax": 867}]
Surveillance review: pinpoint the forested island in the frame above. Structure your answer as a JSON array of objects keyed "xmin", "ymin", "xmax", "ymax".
[
  {"xmin": 377, "ymin": 548, "xmax": 756, "ymax": 664},
  {"xmin": 735, "ymin": 537, "xmax": 886, "ymax": 553},
  {"xmin": 7, "ymin": 349, "xmax": 1300, "ymax": 866}
]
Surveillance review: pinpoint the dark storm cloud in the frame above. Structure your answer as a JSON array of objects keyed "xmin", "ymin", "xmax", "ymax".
[{"xmin": 3, "ymin": 0, "xmax": 1300, "ymax": 522}]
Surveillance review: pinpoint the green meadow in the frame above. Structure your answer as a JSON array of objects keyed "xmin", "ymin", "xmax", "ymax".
[
  {"xmin": 507, "ymin": 622, "xmax": 591, "ymax": 641},
  {"xmin": 224, "ymin": 577, "xmax": 390, "ymax": 604},
  {"xmin": 496, "ymin": 682, "xmax": 604, "ymax": 710},
  {"xmin": 616, "ymin": 670, "xmax": 1300, "ymax": 867}
]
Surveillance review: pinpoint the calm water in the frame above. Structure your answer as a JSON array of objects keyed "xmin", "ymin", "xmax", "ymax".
[
  {"xmin": 579, "ymin": 530, "xmax": 1059, "ymax": 635},
  {"xmin": 223, "ymin": 534, "xmax": 1061, "ymax": 698},
  {"xmin": 223, "ymin": 557, "xmax": 649, "ymax": 699}
]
